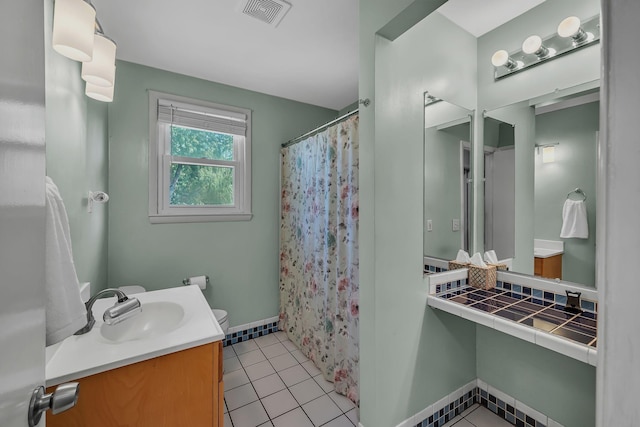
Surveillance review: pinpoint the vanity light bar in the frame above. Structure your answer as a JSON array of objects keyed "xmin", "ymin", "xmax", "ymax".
[{"xmin": 491, "ymin": 14, "xmax": 600, "ymax": 80}]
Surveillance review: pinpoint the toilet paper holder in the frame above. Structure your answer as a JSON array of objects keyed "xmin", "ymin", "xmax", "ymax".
[{"xmin": 182, "ymin": 276, "xmax": 210, "ymax": 286}]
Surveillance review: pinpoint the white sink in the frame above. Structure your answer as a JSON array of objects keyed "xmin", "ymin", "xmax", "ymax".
[{"xmin": 100, "ymin": 301, "xmax": 185, "ymax": 343}]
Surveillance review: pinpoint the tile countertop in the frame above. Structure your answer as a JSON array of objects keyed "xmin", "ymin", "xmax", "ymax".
[{"xmin": 45, "ymin": 285, "xmax": 224, "ymax": 387}]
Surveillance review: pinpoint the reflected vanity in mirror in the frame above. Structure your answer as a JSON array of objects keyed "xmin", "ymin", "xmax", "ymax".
[{"xmin": 423, "ymin": 94, "xmax": 473, "ymax": 260}]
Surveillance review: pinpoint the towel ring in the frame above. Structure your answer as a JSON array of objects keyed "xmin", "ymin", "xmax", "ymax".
[{"xmin": 567, "ymin": 188, "xmax": 587, "ymax": 201}]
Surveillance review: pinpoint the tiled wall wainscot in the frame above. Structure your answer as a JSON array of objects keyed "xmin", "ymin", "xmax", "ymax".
[{"xmin": 223, "ymin": 316, "xmax": 279, "ymax": 347}]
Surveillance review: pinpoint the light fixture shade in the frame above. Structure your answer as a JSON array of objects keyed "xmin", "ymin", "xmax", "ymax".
[
  {"xmin": 86, "ymin": 81, "xmax": 114, "ymax": 102},
  {"xmin": 491, "ymin": 50, "xmax": 509, "ymax": 67},
  {"xmin": 542, "ymin": 146, "xmax": 555, "ymax": 163},
  {"xmin": 81, "ymin": 34, "xmax": 117, "ymax": 87},
  {"xmin": 557, "ymin": 16, "xmax": 581, "ymax": 38},
  {"xmin": 52, "ymin": 0, "xmax": 97, "ymax": 62},
  {"xmin": 522, "ymin": 35, "xmax": 543, "ymax": 54}
]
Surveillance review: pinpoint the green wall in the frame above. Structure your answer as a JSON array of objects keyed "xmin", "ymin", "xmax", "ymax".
[
  {"xmin": 535, "ymin": 102, "xmax": 598, "ymax": 287},
  {"xmin": 44, "ymin": 0, "xmax": 109, "ymax": 292},
  {"xmin": 106, "ymin": 61, "xmax": 337, "ymax": 327}
]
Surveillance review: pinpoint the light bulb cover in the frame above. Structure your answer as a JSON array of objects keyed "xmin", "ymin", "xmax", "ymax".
[
  {"xmin": 558, "ymin": 16, "xmax": 581, "ymax": 38},
  {"xmin": 522, "ymin": 35, "xmax": 543, "ymax": 54},
  {"xmin": 542, "ymin": 146, "xmax": 555, "ymax": 163},
  {"xmin": 52, "ymin": 0, "xmax": 96, "ymax": 62},
  {"xmin": 86, "ymin": 81, "xmax": 114, "ymax": 102},
  {"xmin": 491, "ymin": 50, "xmax": 509, "ymax": 67},
  {"xmin": 81, "ymin": 34, "xmax": 117, "ymax": 87}
]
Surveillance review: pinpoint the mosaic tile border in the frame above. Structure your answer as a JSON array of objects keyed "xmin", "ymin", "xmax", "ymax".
[
  {"xmin": 407, "ymin": 379, "xmax": 565, "ymax": 427},
  {"xmin": 223, "ymin": 320, "xmax": 279, "ymax": 347}
]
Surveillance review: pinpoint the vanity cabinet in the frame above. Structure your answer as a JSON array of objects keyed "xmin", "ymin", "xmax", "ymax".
[
  {"xmin": 534, "ymin": 254, "xmax": 563, "ymax": 280},
  {"xmin": 47, "ymin": 341, "xmax": 224, "ymax": 427}
]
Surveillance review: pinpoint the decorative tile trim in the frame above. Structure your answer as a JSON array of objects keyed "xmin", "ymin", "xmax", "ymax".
[
  {"xmin": 495, "ymin": 279, "xmax": 597, "ymax": 314},
  {"xmin": 426, "ymin": 269, "xmax": 468, "ymax": 294},
  {"xmin": 404, "ymin": 378, "xmax": 565, "ymax": 427},
  {"xmin": 424, "ymin": 256, "xmax": 450, "ymax": 274},
  {"xmin": 223, "ymin": 315, "xmax": 279, "ymax": 347}
]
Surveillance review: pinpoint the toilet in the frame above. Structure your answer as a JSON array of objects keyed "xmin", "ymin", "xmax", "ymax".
[{"xmin": 118, "ymin": 285, "xmax": 229, "ymax": 336}]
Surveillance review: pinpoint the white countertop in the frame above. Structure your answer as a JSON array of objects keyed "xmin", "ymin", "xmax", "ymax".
[
  {"xmin": 45, "ymin": 286, "xmax": 224, "ymax": 387},
  {"xmin": 533, "ymin": 248, "xmax": 564, "ymax": 258},
  {"xmin": 533, "ymin": 239, "xmax": 564, "ymax": 258}
]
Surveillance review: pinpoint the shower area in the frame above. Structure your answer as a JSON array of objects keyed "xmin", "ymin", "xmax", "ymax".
[{"xmin": 279, "ymin": 111, "xmax": 360, "ymax": 404}]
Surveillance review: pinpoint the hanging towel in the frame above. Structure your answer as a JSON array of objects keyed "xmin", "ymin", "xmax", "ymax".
[
  {"xmin": 45, "ymin": 177, "xmax": 87, "ymax": 346},
  {"xmin": 560, "ymin": 199, "xmax": 589, "ymax": 239}
]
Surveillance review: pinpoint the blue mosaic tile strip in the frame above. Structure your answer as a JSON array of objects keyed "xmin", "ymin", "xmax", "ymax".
[
  {"xmin": 495, "ymin": 281, "xmax": 596, "ymax": 315},
  {"xmin": 223, "ymin": 321, "xmax": 279, "ymax": 347},
  {"xmin": 435, "ymin": 279, "xmax": 468, "ymax": 295},
  {"xmin": 415, "ymin": 386, "xmax": 549, "ymax": 427},
  {"xmin": 424, "ymin": 263, "xmax": 449, "ymax": 274}
]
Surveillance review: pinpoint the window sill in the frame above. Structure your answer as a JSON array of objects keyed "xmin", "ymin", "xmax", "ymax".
[{"xmin": 149, "ymin": 213, "xmax": 253, "ymax": 224}]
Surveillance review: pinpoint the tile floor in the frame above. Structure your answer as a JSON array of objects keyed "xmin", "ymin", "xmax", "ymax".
[
  {"xmin": 223, "ymin": 331, "xmax": 358, "ymax": 427},
  {"xmin": 442, "ymin": 403, "xmax": 514, "ymax": 427}
]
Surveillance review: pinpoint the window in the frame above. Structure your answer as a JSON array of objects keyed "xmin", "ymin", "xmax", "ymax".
[{"xmin": 149, "ymin": 91, "xmax": 252, "ymax": 223}]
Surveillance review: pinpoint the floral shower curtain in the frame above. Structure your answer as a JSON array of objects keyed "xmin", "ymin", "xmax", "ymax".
[{"xmin": 279, "ymin": 114, "xmax": 359, "ymax": 404}]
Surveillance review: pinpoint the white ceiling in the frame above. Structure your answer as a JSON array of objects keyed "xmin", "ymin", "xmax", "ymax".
[
  {"xmin": 438, "ymin": 0, "xmax": 547, "ymax": 37},
  {"xmin": 92, "ymin": 0, "xmax": 358, "ymax": 111}
]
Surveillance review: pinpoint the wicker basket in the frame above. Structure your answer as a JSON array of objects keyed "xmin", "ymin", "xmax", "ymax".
[
  {"xmin": 448, "ymin": 261, "xmax": 470, "ymax": 271},
  {"xmin": 488, "ymin": 263, "xmax": 508, "ymax": 271},
  {"xmin": 468, "ymin": 264, "xmax": 497, "ymax": 290}
]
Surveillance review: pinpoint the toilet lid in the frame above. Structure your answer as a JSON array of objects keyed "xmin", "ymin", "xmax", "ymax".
[{"xmin": 212, "ymin": 309, "xmax": 228, "ymax": 323}]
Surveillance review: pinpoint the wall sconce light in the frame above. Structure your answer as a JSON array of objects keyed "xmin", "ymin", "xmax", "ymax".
[
  {"xmin": 81, "ymin": 32, "xmax": 117, "ymax": 87},
  {"xmin": 52, "ymin": 0, "xmax": 97, "ymax": 62},
  {"xmin": 52, "ymin": 0, "xmax": 117, "ymax": 102},
  {"xmin": 491, "ymin": 50, "xmax": 520, "ymax": 70},
  {"xmin": 557, "ymin": 16, "xmax": 591, "ymax": 45},
  {"xmin": 491, "ymin": 14, "xmax": 600, "ymax": 80},
  {"xmin": 522, "ymin": 35, "xmax": 554, "ymax": 59},
  {"xmin": 536, "ymin": 143, "xmax": 559, "ymax": 164}
]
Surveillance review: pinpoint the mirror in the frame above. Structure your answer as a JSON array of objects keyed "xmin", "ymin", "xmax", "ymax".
[
  {"xmin": 423, "ymin": 95, "xmax": 473, "ymax": 260},
  {"xmin": 484, "ymin": 86, "xmax": 599, "ymax": 286}
]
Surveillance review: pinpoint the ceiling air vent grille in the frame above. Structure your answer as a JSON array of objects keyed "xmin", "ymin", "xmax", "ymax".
[{"xmin": 239, "ymin": 0, "xmax": 292, "ymax": 27}]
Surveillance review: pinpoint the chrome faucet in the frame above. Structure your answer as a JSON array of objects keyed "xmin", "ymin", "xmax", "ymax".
[{"xmin": 75, "ymin": 288, "xmax": 142, "ymax": 335}]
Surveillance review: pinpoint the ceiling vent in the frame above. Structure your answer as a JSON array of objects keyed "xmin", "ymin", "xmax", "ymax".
[{"xmin": 238, "ymin": 0, "xmax": 292, "ymax": 27}]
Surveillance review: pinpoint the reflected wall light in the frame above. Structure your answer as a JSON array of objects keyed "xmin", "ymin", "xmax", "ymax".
[
  {"xmin": 85, "ymin": 82, "xmax": 114, "ymax": 103},
  {"xmin": 52, "ymin": 0, "xmax": 96, "ymax": 62},
  {"xmin": 536, "ymin": 143, "xmax": 559, "ymax": 164},
  {"xmin": 491, "ymin": 14, "xmax": 600, "ymax": 80},
  {"xmin": 557, "ymin": 16, "xmax": 591, "ymax": 44}
]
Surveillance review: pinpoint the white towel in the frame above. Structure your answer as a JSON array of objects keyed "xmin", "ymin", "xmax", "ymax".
[
  {"xmin": 560, "ymin": 199, "xmax": 588, "ymax": 239},
  {"xmin": 45, "ymin": 177, "xmax": 87, "ymax": 346}
]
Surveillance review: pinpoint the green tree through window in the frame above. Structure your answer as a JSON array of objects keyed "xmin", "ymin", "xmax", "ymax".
[{"xmin": 169, "ymin": 126, "xmax": 235, "ymax": 206}]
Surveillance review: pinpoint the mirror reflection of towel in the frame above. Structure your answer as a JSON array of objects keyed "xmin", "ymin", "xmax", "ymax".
[{"xmin": 560, "ymin": 199, "xmax": 588, "ymax": 239}]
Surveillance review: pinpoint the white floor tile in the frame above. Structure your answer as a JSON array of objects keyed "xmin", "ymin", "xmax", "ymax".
[
  {"xmin": 464, "ymin": 406, "xmax": 513, "ymax": 427},
  {"xmin": 273, "ymin": 331, "xmax": 288, "ymax": 342},
  {"xmin": 245, "ymin": 360, "xmax": 277, "ymax": 382},
  {"xmin": 261, "ymin": 342, "xmax": 289, "ymax": 359},
  {"xmin": 229, "ymin": 400, "xmax": 269, "ymax": 427},
  {"xmin": 224, "ymin": 399, "xmax": 228, "ymax": 413},
  {"xmin": 258, "ymin": 422, "xmax": 274, "ymax": 427},
  {"xmin": 224, "ymin": 356, "xmax": 243, "ymax": 373},
  {"xmin": 345, "ymin": 408, "xmax": 359, "ymax": 425},
  {"xmin": 272, "ymin": 407, "xmax": 314, "ymax": 427},
  {"xmin": 301, "ymin": 360, "xmax": 322, "ymax": 377},
  {"xmin": 224, "ymin": 369, "xmax": 250, "ymax": 390},
  {"xmin": 321, "ymin": 415, "xmax": 354, "ymax": 427},
  {"xmin": 238, "ymin": 349, "xmax": 267, "ymax": 367},
  {"xmin": 223, "ymin": 346, "xmax": 237, "ymax": 359},
  {"xmin": 290, "ymin": 349, "xmax": 310, "ymax": 363},
  {"xmin": 225, "ymin": 383, "xmax": 259, "ymax": 411},
  {"xmin": 224, "ymin": 412, "xmax": 232, "ymax": 426},
  {"xmin": 253, "ymin": 373, "xmax": 287, "ymax": 399},
  {"xmin": 302, "ymin": 395, "xmax": 342, "ymax": 427},
  {"xmin": 270, "ymin": 353, "xmax": 299, "ymax": 371},
  {"xmin": 447, "ymin": 419, "xmax": 474, "ymax": 427},
  {"xmin": 460, "ymin": 403, "xmax": 479, "ymax": 418},
  {"xmin": 279, "ymin": 364, "xmax": 312, "ymax": 387},
  {"xmin": 289, "ymin": 378, "xmax": 325, "ymax": 405},
  {"xmin": 313, "ymin": 374, "xmax": 334, "ymax": 393},
  {"xmin": 233, "ymin": 340, "xmax": 259, "ymax": 355},
  {"xmin": 282, "ymin": 340, "xmax": 299, "ymax": 352},
  {"xmin": 327, "ymin": 391, "xmax": 356, "ymax": 412},
  {"xmin": 254, "ymin": 334, "xmax": 280, "ymax": 348},
  {"xmin": 261, "ymin": 389, "xmax": 300, "ymax": 419}
]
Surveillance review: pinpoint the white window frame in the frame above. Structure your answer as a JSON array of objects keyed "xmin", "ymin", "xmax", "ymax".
[{"xmin": 148, "ymin": 91, "xmax": 252, "ymax": 223}]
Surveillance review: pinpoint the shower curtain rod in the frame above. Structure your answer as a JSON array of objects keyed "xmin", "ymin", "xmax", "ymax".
[{"xmin": 282, "ymin": 108, "xmax": 359, "ymax": 148}]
